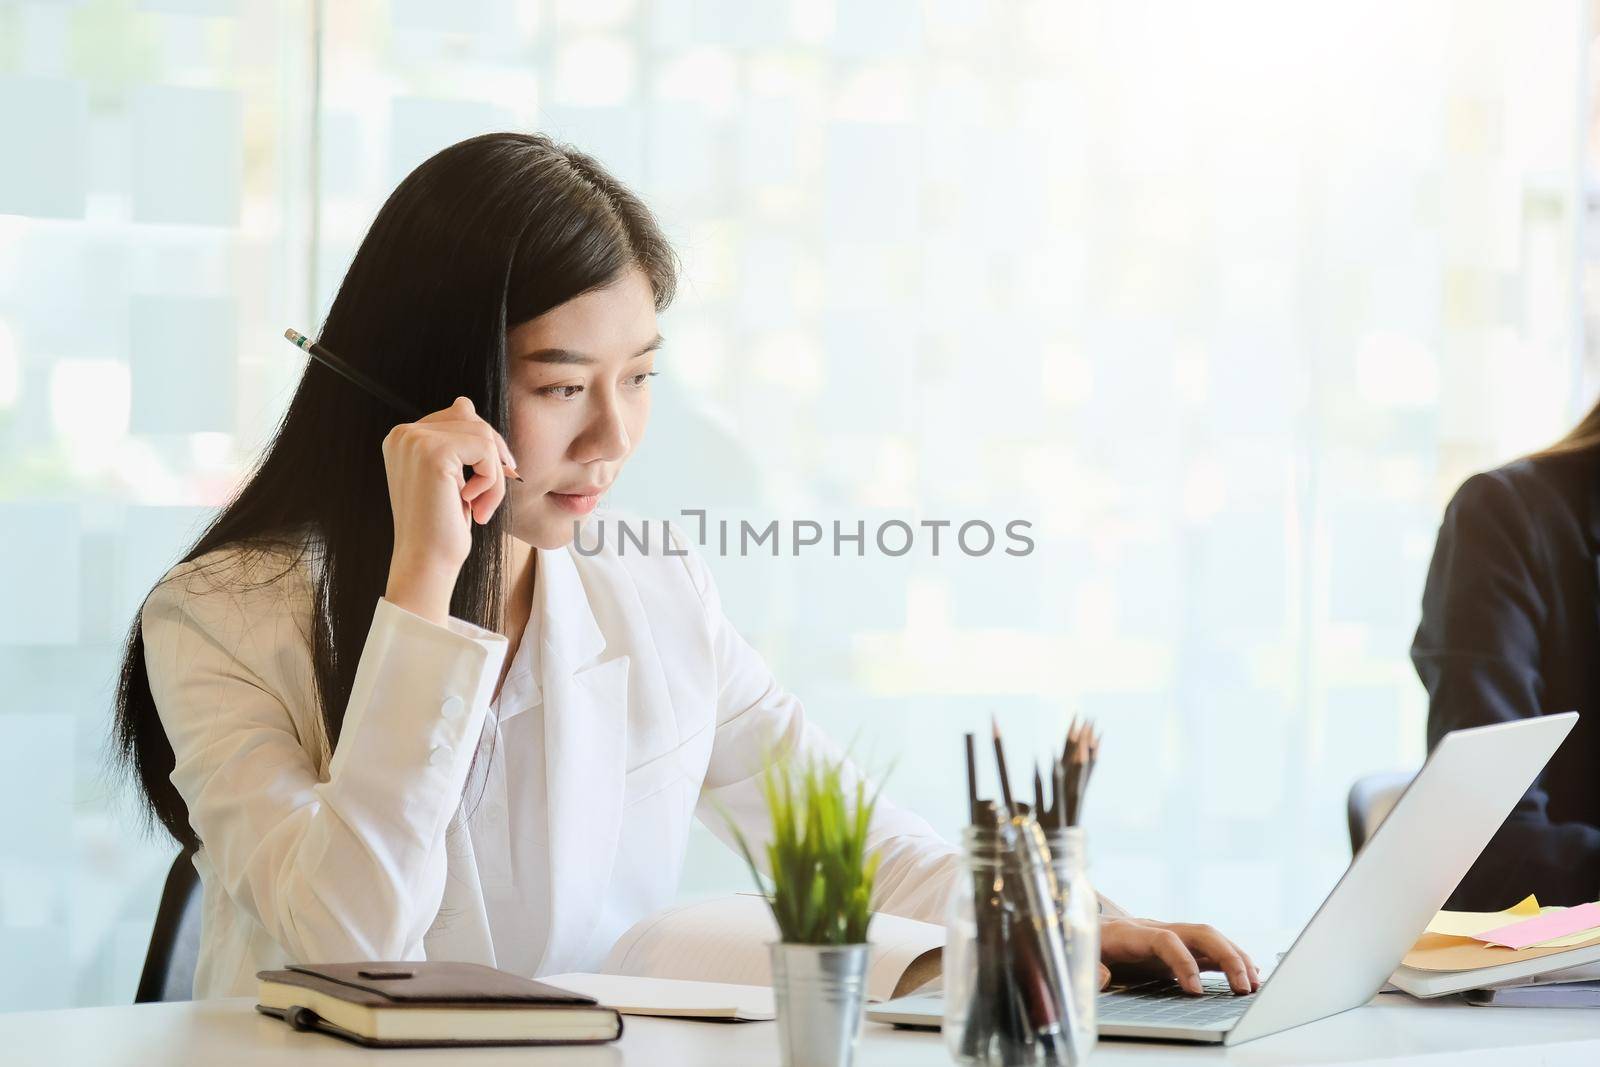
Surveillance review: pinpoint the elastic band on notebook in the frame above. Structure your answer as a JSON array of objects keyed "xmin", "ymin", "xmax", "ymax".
[{"xmin": 286, "ymin": 1006, "xmax": 321, "ymax": 1031}]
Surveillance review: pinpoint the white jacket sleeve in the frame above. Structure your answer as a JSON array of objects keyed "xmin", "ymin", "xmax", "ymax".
[
  {"xmin": 141, "ymin": 554, "xmax": 507, "ymax": 963},
  {"xmin": 671, "ymin": 526, "xmax": 960, "ymax": 925}
]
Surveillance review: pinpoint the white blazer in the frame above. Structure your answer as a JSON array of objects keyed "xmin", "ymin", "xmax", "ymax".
[{"xmin": 141, "ymin": 512, "xmax": 960, "ymax": 998}]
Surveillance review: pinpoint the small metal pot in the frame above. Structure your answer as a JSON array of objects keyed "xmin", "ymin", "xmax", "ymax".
[{"xmin": 768, "ymin": 941, "xmax": 871, "ymax": 1067}]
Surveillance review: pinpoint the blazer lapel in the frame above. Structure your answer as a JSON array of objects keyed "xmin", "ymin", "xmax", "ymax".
[{"xmin": 534, "ymin": 541, "xmax": 631, "ymax": 974}]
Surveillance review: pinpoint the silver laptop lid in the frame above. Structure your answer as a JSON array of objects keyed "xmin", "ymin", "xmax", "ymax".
[{"xmin": 1226, "ymin": 712, "xmax": 1577, "ymax": 1045}]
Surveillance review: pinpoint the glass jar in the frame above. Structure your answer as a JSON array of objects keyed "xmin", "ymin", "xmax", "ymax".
[
  {"xmin": 1047, "ymin": 828, "xmax": 1098, "ymax": 1062},
  {"xmin": 943, "ymin": 823, "xmax": 1098, "ymax": 1066}
]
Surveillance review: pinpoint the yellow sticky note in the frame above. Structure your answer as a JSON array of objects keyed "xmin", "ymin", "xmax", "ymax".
[{"xmin": 1425, "ymin": 894, "xmax": 1541, "ymax": 939}]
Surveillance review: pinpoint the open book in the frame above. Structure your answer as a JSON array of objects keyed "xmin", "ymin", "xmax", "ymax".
[{"xmin": 544, "ymin": 893, "xmax": 945, "ymax": 1021}]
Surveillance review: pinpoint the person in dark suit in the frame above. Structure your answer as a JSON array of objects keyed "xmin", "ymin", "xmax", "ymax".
[{"xmin": 1413, "ymin": 417, "xmax": 1600, "ymax": 911}]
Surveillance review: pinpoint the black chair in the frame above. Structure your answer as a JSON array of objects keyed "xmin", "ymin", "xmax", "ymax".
[
  {"xmin": 135, "ymin": 848, "xmax": 202, "ymax": 1003},
  {"xmin": 1346, "ymin": 771, "xmax": 1416, "ymax": 856}
]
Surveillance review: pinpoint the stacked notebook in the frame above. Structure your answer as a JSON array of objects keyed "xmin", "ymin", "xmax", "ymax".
[
  {"xmin": 1391, "ymin": 896, "xmax": 1600, "ymax": 999},
  {"xmin": 255, "ymin": 962, "xmax": 624, "ymax": 1048}
]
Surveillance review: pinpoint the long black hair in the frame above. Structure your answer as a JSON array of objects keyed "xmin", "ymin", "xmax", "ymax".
[{"xmin": 113, "ymin": 132, "xmax": 678, "ymax": 849}]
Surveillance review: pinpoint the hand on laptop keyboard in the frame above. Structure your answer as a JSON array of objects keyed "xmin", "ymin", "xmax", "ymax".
[{"xmin": 1100, "ymin": 919, "xmax": 1262, "ymax": 995}]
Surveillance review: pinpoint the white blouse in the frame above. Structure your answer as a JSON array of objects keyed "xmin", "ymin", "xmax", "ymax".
[
  {"xmin": 141, "ymin": 513, "xmax": 960, "ymax": 998},
  {"xmin": 471, "ymin": 589, "xmax": 552, "ymax": 978}
]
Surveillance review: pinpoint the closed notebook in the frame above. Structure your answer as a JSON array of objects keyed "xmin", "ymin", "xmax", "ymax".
[{"xmin": 255, "ymin": 962, "xmax": 624, "ymax": 1048}]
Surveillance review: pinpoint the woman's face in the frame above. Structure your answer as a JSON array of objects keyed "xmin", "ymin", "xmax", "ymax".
[{"xmin": 502, "ymin": 266, "xmax": 659, "ymax": 549}]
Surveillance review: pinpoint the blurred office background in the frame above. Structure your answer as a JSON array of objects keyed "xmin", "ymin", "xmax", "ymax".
[{"xmin": 1, "ymin": 0, "xmax": 1596, "ymax": 1009}]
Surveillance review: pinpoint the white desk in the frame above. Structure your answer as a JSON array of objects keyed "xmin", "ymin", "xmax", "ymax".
[{"xmin": 2, "ymin": 995, "xmax": 1596, "ymax": 1066}]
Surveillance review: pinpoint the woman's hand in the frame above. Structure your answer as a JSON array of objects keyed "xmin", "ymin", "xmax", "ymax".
[
  {"xmin": 382, "ymin": 396, "xmax": 518, "ymax": 624},
  {"xmin": 1098, "ymin": 917, "xmax": 1260, "ymax": 996}
]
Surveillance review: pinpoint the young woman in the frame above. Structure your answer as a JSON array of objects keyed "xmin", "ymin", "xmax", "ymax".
[
  {"xmin": 1414, "ymin": 409, "xmax": 1600, "ymax": 910},
  {"xmin": 113, "ymin": 132, "xmax": 1260, "ymax": 999}
]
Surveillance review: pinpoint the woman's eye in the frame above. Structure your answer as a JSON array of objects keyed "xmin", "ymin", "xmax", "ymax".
[{"xmin": 537, "ymin": 372, "xmax": 655, "ymax": 399}]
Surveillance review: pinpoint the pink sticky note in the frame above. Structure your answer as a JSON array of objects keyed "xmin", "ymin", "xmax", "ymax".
[{"xmin": 1475, "ymin": 901, "xmax": 1600, "ymax": 950}]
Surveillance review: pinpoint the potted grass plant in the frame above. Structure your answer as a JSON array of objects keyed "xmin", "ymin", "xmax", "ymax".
[{"xmin": 726, "ymin": 752, "xmax": 883, "ymax": 1067}]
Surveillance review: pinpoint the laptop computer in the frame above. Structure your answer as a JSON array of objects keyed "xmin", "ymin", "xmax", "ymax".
[{"xmin": 867, "ymin": 712, "xmax": 1578, "ymax": 1046}]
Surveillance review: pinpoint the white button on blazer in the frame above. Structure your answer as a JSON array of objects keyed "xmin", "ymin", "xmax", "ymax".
[{"xmin": 140, "ymin": 512, "xmax": 960, "ymax": 998}]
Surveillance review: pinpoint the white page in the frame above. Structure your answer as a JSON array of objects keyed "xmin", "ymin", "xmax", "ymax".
[
  {"xmin": 540, "ymin": 973, "xmax": 775, "ymax": 1021},
  {"xmin": 600, "ymin": 893, "xmax": 945, "ymax": 1002}
]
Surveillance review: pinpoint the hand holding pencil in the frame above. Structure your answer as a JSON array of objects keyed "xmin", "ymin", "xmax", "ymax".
[
  {"xmin": 284, "ymin": 329, "xmax": 522, "ymax": 626},
  {"xmin": 382, "ymin": 397, "xmax": 519, "ymax": 625},
  {"xmin": 385, "ymin": 393, "xmax": 517, "ymax": 529}
]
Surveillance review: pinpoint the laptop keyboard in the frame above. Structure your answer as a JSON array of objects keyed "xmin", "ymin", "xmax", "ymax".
[{"xmin": 1097, "ymin": 977, "xmax": 1256, "ymax": 1028}]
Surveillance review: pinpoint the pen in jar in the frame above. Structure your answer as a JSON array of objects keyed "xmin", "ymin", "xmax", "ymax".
[{"xmin": 282, "ymin": 328, "xmax": 521, "ymax": 482}]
